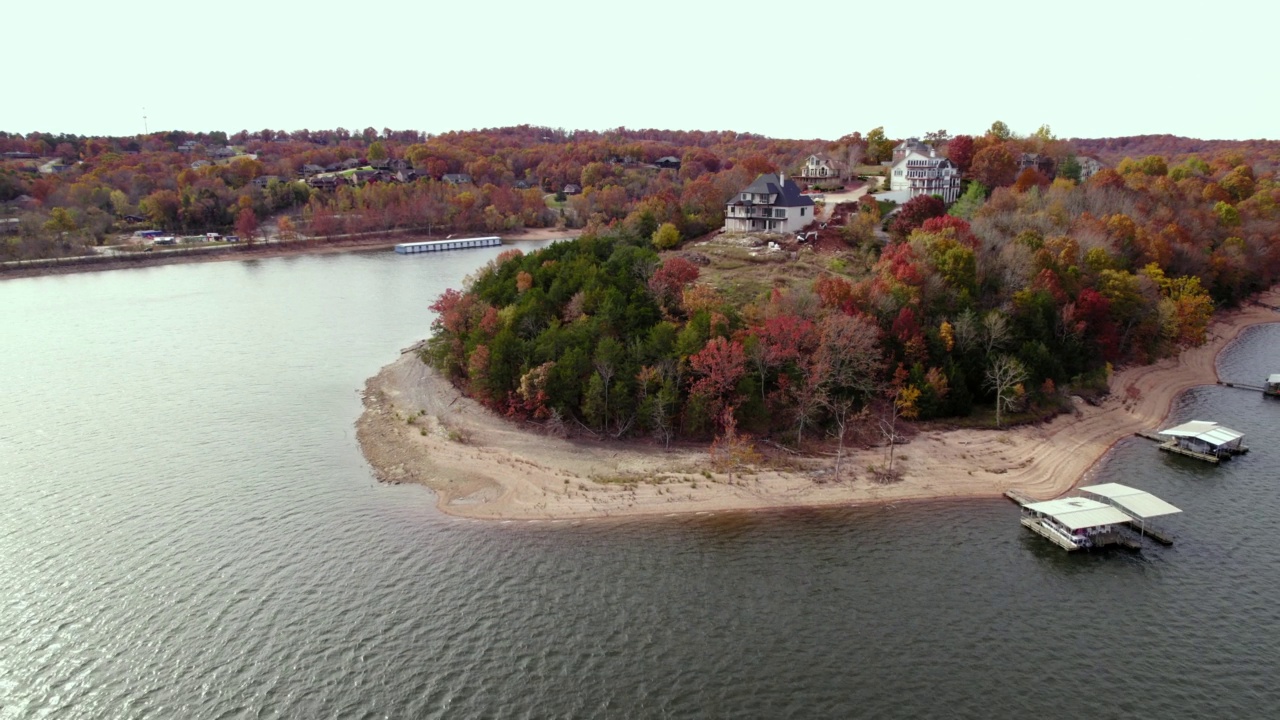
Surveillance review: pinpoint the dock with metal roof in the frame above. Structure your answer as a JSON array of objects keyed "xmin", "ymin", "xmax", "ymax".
[
  {"xmin": 1155, "ymin": 420, "xmax": 1247, "ymax": 463},
  {"xmin": 1020, "ymin": 497, "xmax": 1141, "ymax": 551},
  {"xmin": 1079, "ymin": 483, "xmax": 1181, "ymax": 545}
]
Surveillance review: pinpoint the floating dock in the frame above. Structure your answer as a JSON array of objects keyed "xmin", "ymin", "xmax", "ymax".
[
  {"xmin": 1137, "ymin": 429, "xmax": 1221, "ymax": 462},
  {"xmin": 1004, "ymin": 489, "xmax": 1036, "ymax": 506},
  {"xmin": 395, "ymin": 236, "xmax": 502, "ymax": 254},
  {"xmin": 1136, "ymin": 421, "xmax": 1248, "ymax": 464},
  {"xmin": 1020, "ymin": 497, "xmax": 1140, "ymax": 552},
  {"xmin": 1017, "ymin": 484, "xmax": 1180, "ymax": 552}
]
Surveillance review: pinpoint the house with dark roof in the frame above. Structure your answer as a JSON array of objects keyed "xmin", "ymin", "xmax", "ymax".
[
  {"xmin": 1017, "ymin": 153, "xmax": 1057, "ymax": 178},
  {"xmin": 724, "ymin": 173, "xmax": 815, "ymax": 234},
  {"xmin": 654, "ymin": 156, "xmax": 682, "ymax": 170},
  {"xmin": 352, "ymin": 170, "xmax": 389, "ymax": 185},
  {"xmin": 301, "ymin": 164, "xmax": 325, "ymax": 177},
  {"xmin": 306, "ymin": 175, "xmax": 346, "ymax": 190},
  {"xmin": 442, "ymin": 173, "xmax": 473, "ymax": 185}
]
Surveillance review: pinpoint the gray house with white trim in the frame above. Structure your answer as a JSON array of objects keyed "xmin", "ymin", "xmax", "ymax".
[{"xmin": 724, "ymin": 173, "xmax": 815, "ymax": 234}]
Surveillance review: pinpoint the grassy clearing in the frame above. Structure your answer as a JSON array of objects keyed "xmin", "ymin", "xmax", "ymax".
[{"xmin": 692, "ymin": 241, "xmax": 871, "ymax": 308}]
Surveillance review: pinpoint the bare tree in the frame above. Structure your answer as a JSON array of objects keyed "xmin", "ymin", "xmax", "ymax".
[
  {"xmin": 823, "ymin": 396, "xmax": 857, "ymax": 483},
  {"xmin": 953, "ymin": 308, "xmax": 980, "ymax": 353},
  {"xmin": 981, "ymin": 311, "xmax": 1011, "ymax": 358},
  {"xmin": 985, "ymin": 355, "xmax": 1028, "ymax": 428},
  {"xmin": 877, "ymin": 385, "xmax": 919, "ymax": 475}
]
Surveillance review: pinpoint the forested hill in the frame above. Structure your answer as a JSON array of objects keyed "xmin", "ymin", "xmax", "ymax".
[
  {"xmin": 1071, "ymin": 135, "xmax": 1280, "ymax": 173},
  {"xmin": 426, "ymin": 143, "xmax": 1278, "ymax": 449}
]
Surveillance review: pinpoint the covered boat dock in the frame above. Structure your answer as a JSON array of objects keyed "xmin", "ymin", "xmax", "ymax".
[
  {"xmin": 1156, "ymin": 420, "xmax": 1247, "ymax": 463},
  {"xmin": 1020, "ymin": 497, "xmax": 1137, "ymax": 551},
  {"xmin": 1078, "ymin": 483, "xmax": 1181, "ymax": 544},
  {"xmin": 1267, "ymin": 374, "xmax": 1280, "ymax": 397}
]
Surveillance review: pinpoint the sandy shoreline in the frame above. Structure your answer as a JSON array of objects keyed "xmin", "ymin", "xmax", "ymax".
[{"xmin": 356, "ymin": 289, "xmax": 1280, "ymax": 521}]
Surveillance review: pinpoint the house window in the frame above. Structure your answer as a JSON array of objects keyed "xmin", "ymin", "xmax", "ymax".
[
  {"xmin": 801, "ymin": 208, "xmax": 806, "ymax": 216},
  {"xmin": 775, "ymin": 209, "xmax": 786, "ymax": 218},
  {"xmin": 894, "ymin": 170, "xmax": 903, "ymax": 176}
]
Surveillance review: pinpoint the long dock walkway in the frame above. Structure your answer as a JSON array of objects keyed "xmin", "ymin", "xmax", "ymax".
[
  {"xmin": 1216, "ymin": 380, "xmax": 1268, "ymax": 392},
  {"xmin": 1004, "ymin": 489, "xmax": 1035, "ymax": 506}
]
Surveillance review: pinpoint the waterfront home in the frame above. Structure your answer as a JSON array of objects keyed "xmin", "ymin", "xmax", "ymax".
[
  {"xmin": 1077, "ymin": 156, "xmax": 1104, "ymax": 181},
  {"xmin": 723, "ymin": 173, "xmax": 815, "ymax": 234},
  {"xmin": 796, "ymin": 153, "xmax": 845, "ymax": 187},
  {"xmin": 888, "ymin": 138, "xmax": 961, "ymax": 203},
  {"xmin": 306, "ymin": 175, "xmax": 346, "ymax": 190},
  {"xmin": 1017, "ymin": 153, "xmax": 1057, "ymax": 178}
]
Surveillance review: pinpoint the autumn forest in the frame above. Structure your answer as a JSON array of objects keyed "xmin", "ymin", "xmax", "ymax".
[{"xmin": 4, "ymin": 124, "xmax": 1279, "ymax": 454}]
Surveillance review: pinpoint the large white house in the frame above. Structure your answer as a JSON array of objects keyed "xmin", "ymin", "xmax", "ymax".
[
  {"xmin": 889, "ymin": 138, "xmax": 962, "ymax": 203},
  {"xmin": 724, "ymin": 173, "xmax": 815, "ymax": 234}
]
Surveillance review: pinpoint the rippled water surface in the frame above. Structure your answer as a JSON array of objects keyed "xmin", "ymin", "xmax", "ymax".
[{"xmin": 2, "ymin": 254, "xmax": 1279, "ymax": 718}]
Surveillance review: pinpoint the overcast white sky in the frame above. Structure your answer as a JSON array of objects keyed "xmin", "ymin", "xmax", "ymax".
[{"xmin": 9, "ymin": 0, "xmax": 1276, "ymax": 141}]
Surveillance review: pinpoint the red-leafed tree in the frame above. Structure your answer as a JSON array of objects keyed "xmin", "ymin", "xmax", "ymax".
[
  {"xmin": 689, "ymin": 336, "xmax": 746, "ymax": 418},
  {"xmin": 919, "ymin": 215, "xmax": 978, "ymax": 248},
  {"xmin": 814, "ymin": 274, "xmax": 855, "ymax": 310},
  {"xmin": 947, "ymin": 134, "xmax": 976, "ymax": 173},
  {"xmin": 648, "ymin": 256, "xmax": 700, "ymax": 309},
  {"xmin": 1013, "ymin": 168, "xmax": 1051, "ymax": 193},
  {"xmin": 889, "ymin": 195, "xmax": 946, "ymax": 239},
  {"xmin": 234, "ymin": 207, "xmax": 258, "ymax": 245}
]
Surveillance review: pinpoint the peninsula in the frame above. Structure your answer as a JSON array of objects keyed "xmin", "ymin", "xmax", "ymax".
[{"xmin": 356, "ymin": 288, "xmax": 1279, "ymax": 520}]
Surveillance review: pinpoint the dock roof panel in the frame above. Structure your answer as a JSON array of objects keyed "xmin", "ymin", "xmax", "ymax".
[
  {"xmin": 1159, "ymin": 420, "xmax": 1243, "ymax": 446},
  {"xmin": 1022, "ymin": 497, "xmax": 1133, "ymax": 530},
  {"xmin": 1078, "ymin": 483, "xmax": 1181, "ymax": 519},
  {"xmin": 1269, "ymin": 374, "xmax": 1280, "ymax": 384}
]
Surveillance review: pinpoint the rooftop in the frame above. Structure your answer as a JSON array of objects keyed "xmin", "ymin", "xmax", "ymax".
[
  {"xmin": 1023, "ymin": 497, "xmax": 1132, "ymax": 531},
  {"xmin": 728, "ymin": 174, "xmax": 814, "ymax": 208},
  {"xmin": 1159, "ymin": 420, "xmax": 1244, "ymax": 446},
  {"xmin": 1078, "ymin": 483, "xmax": 1181, "ymax": 520}
]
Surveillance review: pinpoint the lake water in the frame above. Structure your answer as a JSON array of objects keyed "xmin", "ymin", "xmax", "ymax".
[{"xmin": 2, "ymin": 251, "xmax": 1279, "ymax": 718}]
